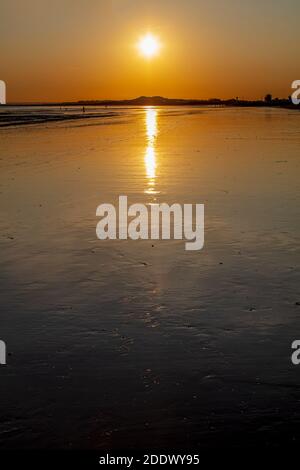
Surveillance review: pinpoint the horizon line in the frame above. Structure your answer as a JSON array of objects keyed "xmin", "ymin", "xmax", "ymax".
[{"xmin": 2, "ymin": 94, "xmax": 291, "ymax": 106}]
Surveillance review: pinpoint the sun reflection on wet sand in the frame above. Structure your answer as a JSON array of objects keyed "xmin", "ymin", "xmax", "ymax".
[{"xmin": 144, "ymin": 107, "xmax": 159, "ymax": 196}]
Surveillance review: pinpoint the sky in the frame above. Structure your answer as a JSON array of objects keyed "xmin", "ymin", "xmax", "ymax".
[{"xmin": 1, "ymin": 0, "xmax": 300, "ymax": 102}]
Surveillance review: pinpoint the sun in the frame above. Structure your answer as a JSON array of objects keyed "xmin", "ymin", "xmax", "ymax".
[{"xmin": 138, "ymin": 33, "xmax": 160, "ymax": 58}]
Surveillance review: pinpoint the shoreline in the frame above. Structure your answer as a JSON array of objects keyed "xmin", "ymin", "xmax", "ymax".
[
  {"xmin": 0, "ymin": 104, "xmax": 298, "ymax": 128},
  {"xmin": 0, "ymin": 110, "xmax": 119, "ymax": 128}
]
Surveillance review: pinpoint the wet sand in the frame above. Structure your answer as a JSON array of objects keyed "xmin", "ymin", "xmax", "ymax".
[
  {"xmin": 0, "ymin": 106, "xmax": 299, "ymax": 449},
  {"xmin": 0, "ymin": 106, "xmax": 120, "ymax": 127}
]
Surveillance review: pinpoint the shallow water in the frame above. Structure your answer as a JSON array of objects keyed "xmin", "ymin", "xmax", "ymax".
[{"xmin": 0, "ymin": 106, "xmax": 299, "ymax": 449}]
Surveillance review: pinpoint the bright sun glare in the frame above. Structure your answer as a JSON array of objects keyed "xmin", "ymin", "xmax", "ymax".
[{"xmin": 138, "ymin": 33, "xmax": 160, "ymax": 58}]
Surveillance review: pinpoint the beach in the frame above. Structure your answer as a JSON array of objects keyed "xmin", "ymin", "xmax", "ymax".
[{"xmin": 0, "ymin": 105, "xmax": 299, "ymax": 449}]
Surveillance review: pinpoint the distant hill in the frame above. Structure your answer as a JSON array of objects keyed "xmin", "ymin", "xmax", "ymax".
[{"xmin": 75, "ymin": 96, "xmax": 231, "ymax": 106}]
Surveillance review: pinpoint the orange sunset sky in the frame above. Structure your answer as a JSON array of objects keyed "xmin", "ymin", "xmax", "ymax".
[{"xmin": 1, "ymin": 0, "xmax": 299, "ymax": 102}]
